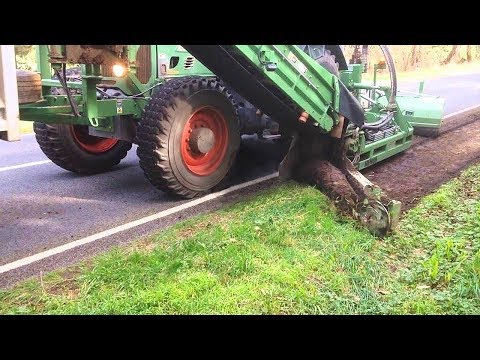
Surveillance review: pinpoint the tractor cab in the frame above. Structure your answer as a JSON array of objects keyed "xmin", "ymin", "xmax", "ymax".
[{"xmin": 298, "ymin": 45, "xmax": 326, "ymax": 61}]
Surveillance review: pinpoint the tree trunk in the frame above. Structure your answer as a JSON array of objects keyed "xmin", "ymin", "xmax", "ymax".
[
  {"xmin": 467, "ymin": 45, "xmax": 472, "ymax": 62},
  {"xmin": 442, "ymin": 45, "xmax": 459, "ymax": 65},
  {"xmin": 409, "ymin": 45, "xmax": 418, "ymax": 67},
  {"xmin": 361, "ymin": 45, "xmax": 369, "ymax": 72},
  {"xmin": 350, "ymin": 45, "xmax": 362, "ymax": 64}
]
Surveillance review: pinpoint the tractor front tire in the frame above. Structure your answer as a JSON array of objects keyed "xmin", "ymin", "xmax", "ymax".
[
  {"xmin": 136, "ymin": 77, "xmax": 241, "ymax": 198},
  {"xmin": 34, "ymin": 122, "xmax": 132, "ymax": 174}
]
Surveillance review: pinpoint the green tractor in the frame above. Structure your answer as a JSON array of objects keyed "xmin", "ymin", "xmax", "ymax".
[
  {"xmin": 9, "ymin": 45, "xmax": 444, "ymax": 235},
  {"xmin": 18, "ymin": 45, "xmax": 279, "ymax": 198}
]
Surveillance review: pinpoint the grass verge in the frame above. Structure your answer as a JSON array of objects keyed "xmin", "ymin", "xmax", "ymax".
[
  {"xmin": 1, "ymin": 163, "xmax": 479, "ymax": 314},
  {"xmin": 20, "ymin": 121, "xmax": 33, "ymax": 135}
]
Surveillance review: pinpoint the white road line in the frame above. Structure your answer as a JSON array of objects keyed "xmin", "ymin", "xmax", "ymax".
[
  {"xmin": 2, "ymin": 102, "xmax": 480, "ymax": 274},
  {"xmin": 0, "ymin": 160, "xmax": 52, "ymax": 173},
  {"xmin": 444, "ymin": 104, "xmax": 480, "ymax": 119},
  {"xmin": 0, "ymin": 172, "xmax": 279, "ymax": 274}
]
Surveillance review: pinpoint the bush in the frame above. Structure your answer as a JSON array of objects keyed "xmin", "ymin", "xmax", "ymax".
[
  {"xmin": 15, "ymin": 45, "xmax": 36, "ymax": 71},
  {"xmin": 343, "ymin": 45, "xmax": 480, "ymax": 72}
]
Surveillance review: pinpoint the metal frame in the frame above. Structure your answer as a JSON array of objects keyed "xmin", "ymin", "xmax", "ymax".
[
  {"xmin": 19, "ymin": 45, "xmax": 214, "ymax": 133},
  {"xmin": 235, "ymin": 45, "xmax": 340, "ymax": 131},
  {"xmin": 13, "ymin": 45, "xmax": 445, "ymax": 174},
  {"xmin": 0, "ymin": 45, "xmax": 20, "ymax": 141},
  {"xmin": 340, "ymin": 63, "xmax": 443, "ymax": 169}
]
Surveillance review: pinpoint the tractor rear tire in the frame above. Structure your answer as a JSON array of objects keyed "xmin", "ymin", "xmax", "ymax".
[
  {"xmin": 413, "ymin": 126, "xmax": 440, "ymax": 138},
  {"xmin": 33, "ymin": 122, "xmax": 132, "ymax": 174},
  {"xmin": 316, "ymin": 50, "xmax": 340, "ymax": 76},
  {"xmin": 136, "ymin": 76, "xmax": 240, "ymax": 198}
]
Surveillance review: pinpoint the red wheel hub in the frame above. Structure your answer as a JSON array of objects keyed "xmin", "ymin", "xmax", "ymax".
[
  {"xmin": 181, "ymin": 106, "xmax": 228, "ymax": 176},
  {"xmin": 71, "ymin": 125, "xmax": 119, "ymax": 154}
]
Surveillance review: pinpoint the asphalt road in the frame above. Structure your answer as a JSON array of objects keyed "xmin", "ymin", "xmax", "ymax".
[
  {"xmin": 0, "ymin": 136, "xmax": 282, "ymax": 266},
  {"xmin": 397, "ymin": 72, "xmax": 480, "ymax": 114},
  {"xmin": 1, "ymin": 71, "xmax": 479, "ymax": 284}
]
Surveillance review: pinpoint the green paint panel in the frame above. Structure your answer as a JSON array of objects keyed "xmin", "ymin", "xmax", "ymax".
[
  {"xmin": 358, "ymin": 129, "xmax": 413, "ymax": 170},
  {"xmin": 156, "ymin": 45, "xmax": 213, "ymax": 78},
  {"xmin": 394, "ymin": 93, "xmax": 445, "ymax": 129},
  {"xmin": 234, "ymin": 45, "xmax": 339, "ymax": 131}
]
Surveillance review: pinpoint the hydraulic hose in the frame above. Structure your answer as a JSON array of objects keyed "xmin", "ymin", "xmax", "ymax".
[
  {"xmin": 379, "ymin": 45, "xmax": 397, "ymax": 109},
  {"xmin": 362, "ymin": 111, "xmax": 394, "ymax": 130},
  {"xmin": 54, "ymin": 65, "xmax": 80, "ymax": 117}
]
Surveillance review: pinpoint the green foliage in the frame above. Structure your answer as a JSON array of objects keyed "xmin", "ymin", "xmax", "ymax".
[
  {"xmin": 14, "ymin": 45, "xmax": 36, "ymax": 71},
  {"xmin": 344, "ymin": 45, "xmax": 480, "ymax": 72},
  {"xmin": 20, "ymin": 121, "xmax": 33, "ymax": 134}
]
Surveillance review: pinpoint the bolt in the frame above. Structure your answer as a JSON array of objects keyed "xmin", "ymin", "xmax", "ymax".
[{"xmin": 299, "ymin": 111, "xmax": 309, "ymax": 123}]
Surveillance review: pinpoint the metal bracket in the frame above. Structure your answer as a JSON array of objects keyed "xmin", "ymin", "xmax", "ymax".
[
  {"xmin": 54, "ymin": 66, "xmax": 80, "ymax": 117},
  {"xmin": 88, "ymin": 117, "xmax": 99, "ymax": 127}
]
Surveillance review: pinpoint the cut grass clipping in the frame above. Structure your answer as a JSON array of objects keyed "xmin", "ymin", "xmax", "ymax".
[{"xmin": 1, "ymin": 163, "xmax": 480, "ymax": 314}]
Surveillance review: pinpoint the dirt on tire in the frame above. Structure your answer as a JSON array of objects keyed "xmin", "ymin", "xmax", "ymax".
[{"xmin": 364, "ymin": 108, "xmax": 480, "ymax": 211}]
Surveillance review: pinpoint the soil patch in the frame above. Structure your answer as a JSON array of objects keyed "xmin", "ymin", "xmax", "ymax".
[{"xmin": 364, "ymin": 109, "xmax": 480, "ymax": 210}]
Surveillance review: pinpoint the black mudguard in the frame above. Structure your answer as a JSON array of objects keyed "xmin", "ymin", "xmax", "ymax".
[
  {"xmin": 325, "ymin": 45, "xmax": 348, "ymax": 71},
  {"xmin": 338, "ymin": 81, "xmax": 365, "ymax": 128}
]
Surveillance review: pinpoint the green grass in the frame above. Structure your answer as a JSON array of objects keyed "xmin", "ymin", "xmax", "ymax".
[
  {"xmin": 1, "ymin": 163, "xmax": 480, "ymax": 314},
  {"xmin": 20, "ymin": 121, "xmax": 33, "ymax": 134}
]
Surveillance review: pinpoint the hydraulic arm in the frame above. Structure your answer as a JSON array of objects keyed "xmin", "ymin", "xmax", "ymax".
[{"xmin": 183, "ymin": 45, "xmax": 413, "ymax": 236}]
